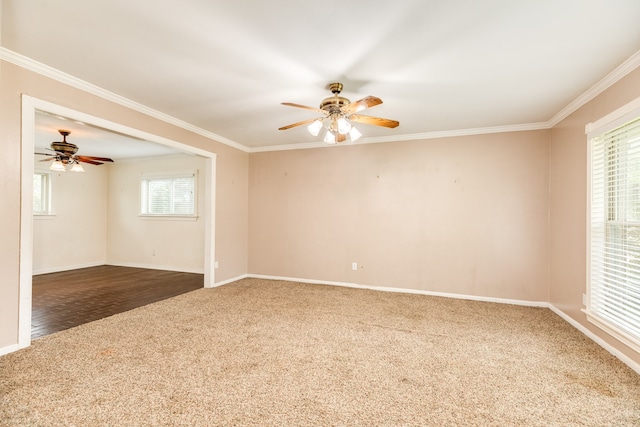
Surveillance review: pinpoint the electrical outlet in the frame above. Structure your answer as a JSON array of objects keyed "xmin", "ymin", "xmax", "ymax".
[
  {"xmin": 214, "ymin": 261, "xmax": 219, "ymax": 269},
  {"xmin": 352, "ymin": 262, "xmax": 358, "ymax": 271},
  {"xmin": 582, "ymin": 293, "xmax": 587, "ymax": 305}
]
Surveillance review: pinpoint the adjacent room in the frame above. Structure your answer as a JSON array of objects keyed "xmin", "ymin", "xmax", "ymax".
[
  {"xmin": 2, "ymin": 1, "xmax": 640, "ymax": 425},
  {"xmin": 30, "ymin": 112, "xmax": 208, "ymax": 337}
]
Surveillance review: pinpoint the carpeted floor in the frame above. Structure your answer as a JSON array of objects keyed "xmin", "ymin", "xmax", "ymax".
[{"xmin": 1, "ymin": 278, "xmax": 639, "ymax": 426}]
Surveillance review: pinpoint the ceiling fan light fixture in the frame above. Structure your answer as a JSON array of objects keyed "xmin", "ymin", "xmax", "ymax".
[
  {"xmin": 337, "ymin": 117, "xmax": 351, "ymax": 135},
  {"xmin": 323, "ymin": 130, "xmax": 336, "ymax": 144},
  {"xmin": 349, "ymin": 126, "xmax": 362, "ymax": 142},
  {"xmin": 307, "ymin": 119, "xmax": 323, "ymax": 136},
  {"xmin": 50, "ymin": 159, "xmax": 66, "ymax": 172},
  {"xmin": 70, "ymin": 162, "xmax": 85, "ymax": 172},
  {"xmin": 279, "ymin": 82, "xmax": 398, "ymax": 144}
]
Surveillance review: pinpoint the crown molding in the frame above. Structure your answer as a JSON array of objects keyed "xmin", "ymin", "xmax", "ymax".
[
  {"xmin": 3, "ymin": 46, "xmax": 640, "ymax": 154},
  {"xmin": 0, "ymin": 47, "xmax": 250, "ymax": 153},
  {"xmin": 249, "ymin": 122, "xmax": 550, "ymax": 153},
  {"xmin": 548, "ymin": 48, "xmax": 640, "ymax": 127},
  {"xmin": 250, "ymin": 141, "xmax": 333, "ymax": 152},
  {"xmin": 361, "ymin": 122, "xmax": 551, "ymax": 143}
]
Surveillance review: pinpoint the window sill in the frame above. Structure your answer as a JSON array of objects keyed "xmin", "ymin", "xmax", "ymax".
[
  {"xmin": 583, "ymin": 309, "xmax": 640, "ymax": 354},
  {"xmin": 33, "ymin": 214, "xmax": 56, "ymax": 220},
  {"xmin": 138, "ymin": 215, "xmax": 199, "ymax": 222}
]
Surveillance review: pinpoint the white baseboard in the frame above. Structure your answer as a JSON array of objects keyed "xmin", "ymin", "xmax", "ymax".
[
  {"xmin": 246, "ymin": 274, "xmax": 549, "ymax": 307},
  {"xmin": 34, "ymin": 262, "xmax": 204, "ymax": 275},
  {"xmin": 212, "ymin": 274, "xmax": 249, "ymax": 288},
  {"xmin": 32, "ymin": 261, "xmax": 105, "ymax": 276},
  {"xmin": 0, "ymin": 343, "xmax": 20, "ymax": 357},
  {"xmin": 107, "ymin": 261, "xmax": 204, "ymax": 274},
  {"xmin": 549, "ymin": 304, "xmax": 640, "ymax": 375}
]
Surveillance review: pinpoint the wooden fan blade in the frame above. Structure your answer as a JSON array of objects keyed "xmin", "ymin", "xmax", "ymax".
[
  {"xmin": 77, "ymin": 155, "xmax": 114, "ymax": 162},
  {"xmin": 38, "ymin": 158, "xmax": 56, "ymax": 162},
  {"xmin": 278, "ymin": 117, "xmax": 322, "ymax": 131},
  {"xmin": 349, "ymin": 114, "xmax": 399, "ymax": 128},
  {"xmin": 342, "ymin": 96, "xmax": 383, "ymax": 114},
  {"xmin": 77, "ymin": 159, "xmax": 104, "ymax": 165},
  {"xmin": 336, "ymin": 133, "xmax": 347, "ymax": 143},
  {"xmin": 281, "ymin": 102, "xmax": 326, "ymax": 114},
  {"xmin": 35, "ymin": 152, "xmax": 55, "ymax": 156}
]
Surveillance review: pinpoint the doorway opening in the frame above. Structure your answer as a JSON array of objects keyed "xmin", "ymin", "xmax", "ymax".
[{"xmin": 19, "ymin": 95, "xmax": 217, "ymax": 348}]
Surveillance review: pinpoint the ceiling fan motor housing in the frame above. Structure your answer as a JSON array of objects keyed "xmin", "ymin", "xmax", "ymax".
[
  {"xmin": 320, "ymin": 96, "xmax": 350, "ymax": 114},
  {"xmin": 51, "ymin": 130, "xmax": 78, "ymax": 156},
  {"xmin": 320, "ymin": 82, "xmax": 351, "ymax": 114},
  {"xmin": 50, "ymin": 141, "xmax": 79, "ymax": 156}
]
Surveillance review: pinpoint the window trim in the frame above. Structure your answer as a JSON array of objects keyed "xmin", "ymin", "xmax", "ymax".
[
  {"xmin": 33, "ymin": 170, "xmax": 53, "ymax": 216},
  {"xmin": 139, "ymin": 170, "xmax": 198, "ymax": 220},
  {"xmin": 585, "ymin": 96, "xmax": 640, "ymax": 354}
]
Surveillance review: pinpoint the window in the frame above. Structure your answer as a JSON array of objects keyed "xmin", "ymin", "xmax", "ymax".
[
  {"xmin": 588, "ymin": 109, "xmax": 640, "ymax": 351},
  {"xmin": 33, "ymin": 172, "xmax": 51, "ymax": 215},
  {"xmin": 140, "ymin": 172, "xmax": 197, "ymax": 217}
]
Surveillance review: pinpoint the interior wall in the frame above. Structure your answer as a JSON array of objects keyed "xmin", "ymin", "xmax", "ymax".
[
  {"xmin": 249, "ymin": 130, "xmax": 550, "ymax": 302},
  {"xmin": 0, "ymin": 60, "xmax": 22, "ymax": 349},
  {"xmin": 0, "ymin": 60, "xmax": 249, "ymax": 352},
  {"xmin": 549, "ymin": 66, "xmax": 640, "ymax": 366},
  {"xmin": 32, "ymin": 163, "xmax": 109, "ymax": 274},
  {"xmin": 107, "ymin": 154, "xmax": 206, "ymax": 273}
]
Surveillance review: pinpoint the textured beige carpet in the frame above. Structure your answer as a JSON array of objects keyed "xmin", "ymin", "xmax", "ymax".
[{"xmin": 1, "ymin": 278, "xmax": 639, "ymax": 426}]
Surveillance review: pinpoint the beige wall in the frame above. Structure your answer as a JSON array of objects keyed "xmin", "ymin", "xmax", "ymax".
[
  {"xmin": 0, "ymin": 61, "xmax": 23, "ymax": 349},
  {"xmin": 107, "ymin": 155, "xmax": 206, "ymax": 273},
  {"xmin": 549, "ymin": 67, "xmax": 640, "ymax": 366},
  {"xmin": 0, "ymin": 61, "xmax": 249, "ymax": 351},
  {"xmin": 249, "ymin": 131, "xmax": 550, "ymax": 302},
  {"xmin": 32, "ymin": 163, "xmax": 109, "ymax": 274}
]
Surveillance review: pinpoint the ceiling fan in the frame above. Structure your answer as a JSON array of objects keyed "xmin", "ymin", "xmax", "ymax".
[
  {"xmin": 35, "ymin": 130, "xmax": 114, "ymax": 172},
  {"xmin": 279, "ymin": 82, "xmax": 399, "ymax": 144}
]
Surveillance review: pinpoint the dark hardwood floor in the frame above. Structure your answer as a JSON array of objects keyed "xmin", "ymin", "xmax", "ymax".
[{"xmin": 31, "ymin": 265, "xmax": 204, "ymax": 339}]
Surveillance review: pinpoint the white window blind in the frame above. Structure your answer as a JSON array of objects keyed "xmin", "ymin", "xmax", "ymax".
[
  {"xmin": 33, "ymin": 172, "xmax": 51, "ymax": 214},
  {"xmin": 140, "ymin": 173, "xmax": 196, "ymax": 216},
  {"xmin": 589, "ymin": 115, "xmax": 640, "ymax": 349}
]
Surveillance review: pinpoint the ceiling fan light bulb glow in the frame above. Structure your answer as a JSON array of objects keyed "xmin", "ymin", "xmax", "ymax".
[
  {"xmin": 323, "ymin": 130, "xmax": 336, "ymax": 144},
  {"xmin": 307, "ymin": 120, "xmax": 323, "ymax": 136},
  {"xmin": 70, "ymin": 162, "xmax": 85, "ymax": 172},
  {"xmin": 349, "ymin": 126, "xmax": 362, "ymax": 142},
  {"xmin": 337, "ymin": 117, "xmax": 351, "ymax": 135},
  {"xmin": 50, "ymin": 160, "xmax": 66, "ymax": 172}
]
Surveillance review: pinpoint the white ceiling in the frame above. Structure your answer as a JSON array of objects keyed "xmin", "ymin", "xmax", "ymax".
[{"xmin": 5, "ymin": 0, "xmax": 640, "ymax": 154}]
